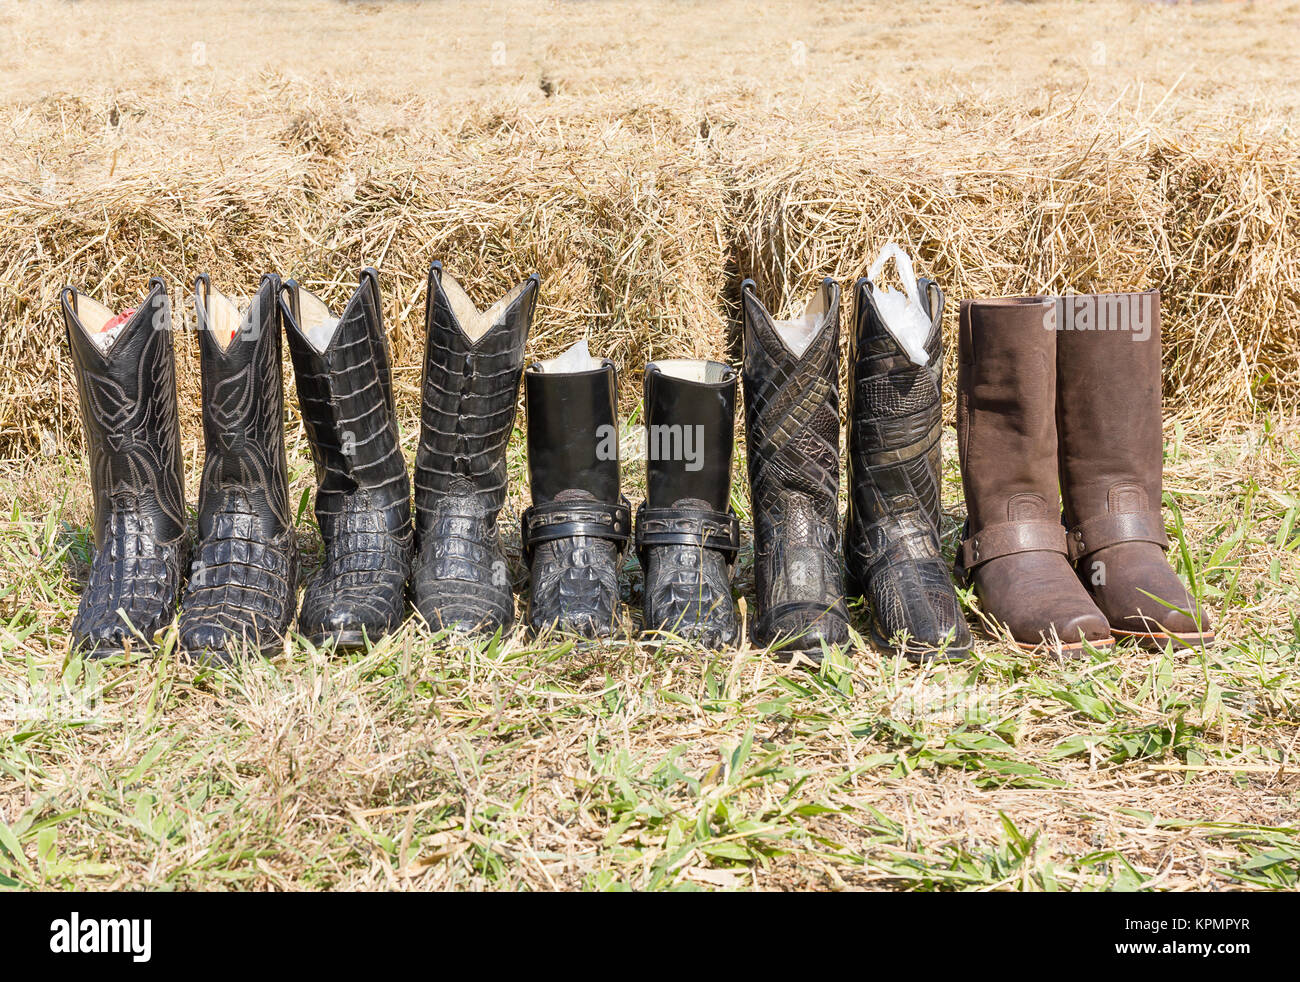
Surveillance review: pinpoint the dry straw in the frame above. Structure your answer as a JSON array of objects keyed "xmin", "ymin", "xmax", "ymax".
[{"xmin": 2, "ymin": 86, "xmax": 1296, "ymax": 458}]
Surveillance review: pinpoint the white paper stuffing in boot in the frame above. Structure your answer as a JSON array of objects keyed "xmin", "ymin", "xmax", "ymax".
[
  {"xmin": 539, "ymin": 337, "xmax": 601, "ymax": 373},
  {"xmin": 868, "ymin": 243, "xmax": 933, "ymax": 367},
  {"xmin": 770, "ymin": 292, "xmax": 827, "ymax": 359}
]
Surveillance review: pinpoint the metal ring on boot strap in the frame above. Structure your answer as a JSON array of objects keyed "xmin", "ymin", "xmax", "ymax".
[
  {"xmin": 1066, "ymin": 511, "xmax": 1167, "ymax": 562},
  {"xmin": 521, "ymin": 497, "xmax": 631, "ymax": 562},
  {"xmin": 959, "ymin": 520, "xmax": 1068, "ymax": 570},
  {"xmin": 634, "ymin": 504, "xmax": 741, "ymax": 565}
]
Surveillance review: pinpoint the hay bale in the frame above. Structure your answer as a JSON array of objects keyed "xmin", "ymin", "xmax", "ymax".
[
  {"xmin": 724, "ymin": 119, "xmax": 1300, "ymax": 423},
  {"xmin": 0, "ymin": 94, "xmax": 731, "ymax": 455},
  {"xmin": 2, "ymin": 84, "xmax": 1297, "ymax": 460}
]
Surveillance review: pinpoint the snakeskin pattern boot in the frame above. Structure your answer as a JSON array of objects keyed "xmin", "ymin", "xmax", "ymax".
[
  {"xmin": 412, "ymin": 262, "xmax": 534, "ymax": 633},
  {"xmin": 62, "ymin": 279, "xmax": 188, "ymax": 655},
  {"xmin": 742, "ymin": 278, "xmax": 850, "ymax": 654},
  {"xmin": 179, "ymin": 275, "xmax": 298, "ymax": 660},
  {"xmin": 636, "ymin": 360, "xmax": 740, "ymax": 647},
  {"xmin": 522, "ymin": 350, "xmax": 630, "ymax": 639},
  {"xmin": 282, "ymin": 269, "xmax": 412, "ymax": 649},
  {"xmin": 846, "ymin": 276, "xmax": 972, "ymax": 661}
]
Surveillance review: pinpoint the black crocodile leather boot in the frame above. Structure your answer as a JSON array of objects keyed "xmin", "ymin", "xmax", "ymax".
[
  {"xmin": 412, "ymin": 262, "xmax": 535, "ymax": 633},
  {"xmin": 846, "ymin": 276, "xmax": 972, "ymax": 661},
  {"xmin": 636, "ymin": 360, "xmax": 740, "ymax": 647},
  {"xmin": 742, "ymin": 278, "xmax": 850, "ymax": 654},
  {"xmin": 281, "ymin": 269, "xmax": 412, "ymax": 649},
  {"xmin": 62, "ymin": 280, "xmax": 188, "ymax": 656},
  {"xmin": 179, "ymin": 275, "xmax": 298, "ymax": 661},
  {"xmin": 522, "ymin": 351, "xmax": 630, "ymax": 639}
]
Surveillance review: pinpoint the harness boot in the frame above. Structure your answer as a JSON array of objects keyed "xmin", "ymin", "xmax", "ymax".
[
  {"xmin": 742, "ymin": 278, "xmax": 850, "ymax": 654},
  {"xmin": 846, "ymin": 276, "xmax": 971, "ymax": 660},
  {"xmin": 412, "ymin": 263, "xmax": 535, "ymax": 633},
  {"xmin": 1056, "ymin": 291, "xmax": 1214, "ymax": 648},
  {"xmin": 636, "ymin": 360, "xmax": 741, "ymax": 647},
  {"xmin": 522, "ymin": 347, "xmax": 630, "ymax": 639},
  {"xmin": 62, "ymin": 280, "xmax": 188, "ymax": 655},
  {"xmin": 281, "ymin": 269, "xmax": 412, "ymax": 649},
  {"xmin": 179, "ymin": 275, "xmax": 298, "ymax": 660},
  {"xmin": 956, "ymin": 297, "xmax": 1112, "ymax": 654}
]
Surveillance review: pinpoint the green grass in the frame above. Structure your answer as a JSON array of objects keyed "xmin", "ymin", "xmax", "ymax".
[{"xmin": 0, "ymin": 418, "xmax": 1296, "ymax": 890}]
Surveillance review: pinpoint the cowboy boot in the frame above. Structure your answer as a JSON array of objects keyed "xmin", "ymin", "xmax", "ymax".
[
  {"xmin": 636, "ymin": 360, "xmax": 740, "ymax": 647},
  {"xmin": 1056, "ymin": 291, "xmax": 1214, "ymax": 648},
  {"xmin": 742, "ymin": 278, "xmax": 850, "ymax": 653},
  {"xmin": 411, "ymin": 262, "xmax": 535, "ymax": 633},
  {"xmin": 413, "ymin": 262, "xmax": 535, "ymax": 629},
  {"xmin": 281, "ymin": 269, "xmax": 412, "ymax": 649},
  {"xmin": 62, "ymin": 280, "xmax": 188, "ymax": 655},
  {"xmin": 956, "ymin": 297, "xmax": 1112, "ymax": 653},
  {"xmin": 179, "ymin": 275, "xmax": 298, "ymax": 660},
  {"xmin": 522, "ymin": 346, "xmax": 630, "ymax": 639},
  {"xmin": 846, "ymin": 276, "xmax": 971, "ymax": 661}
]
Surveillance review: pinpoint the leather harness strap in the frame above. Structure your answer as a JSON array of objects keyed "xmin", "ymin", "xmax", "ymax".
[
  {"xmin": 634, "ymin": 504, "xmax": 741, "ymax": 565},
  {"xmin": 521, "ymin": 497, "xmax": 631, "ymax": 561},
  {"xmin": 1066, "ymin": 510, "xmax": 1168, "ymax": 561},
  {"xmin": 959, "ymin": 520, "xmax": 1068, "ymax": 570}
]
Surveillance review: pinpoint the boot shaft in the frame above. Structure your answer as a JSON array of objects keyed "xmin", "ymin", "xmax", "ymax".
[
  {"xmin": 957, "ymin": 296, "xmax": 1062, "ymax": 532},
  {"xmin": 281, "ymin": 269, "xmax": 409, "ymax": 512},
  {"xmin": 741, "ymin": 277, "xmax": 842, "ymax": 519},
  {"xmin": 525, "ymin": 357, "xmax": 621, "ymax": 505},
  {"xmin": 741, "ymin": 278, "xmax": 848, "ymax": 647},
  {"xmin": 643, "ymin": 359, "xmax": 736, "ymax": 512},
  {"xmin": 847, "ymin": 275, "xmax": 945, "ymax": 533},
  {"xmin": 414, "ymin": 263, "xmax": 534, "ymax": 524},
  {"xmin": 62, "ymin": 279, "xmax": 187, "ymax": 551},
  {"xmin": 193, "ymin": 274, "xmax": 292, "ymax": 539},
  {"xmin": 1055, "ymin": 291, "xmax": 1164, "ymax": 526}
]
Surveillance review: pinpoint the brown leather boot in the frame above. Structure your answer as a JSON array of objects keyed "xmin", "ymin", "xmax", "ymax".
[
  {"xmin": 1056, "ymin": 291, "xmax": 1214, "ymax": 649},
  {"xmin": 956, "ymin": 297, "xmax": 1113, "ymax": 654}
]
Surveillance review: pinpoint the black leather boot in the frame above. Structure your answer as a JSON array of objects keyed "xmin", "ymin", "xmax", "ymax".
[
  {"xmin": 846, "ymin": 276, "xmax": 972, "ymax": 661},
  {"xmin": 522, "ymin": 349, "xmax": 630, "ymax": 639},
  {"xmin": 62, "ymin": 280, "xmax": 188, "ymax": 655},
  {"xmin": 179, "ymin": 275, "xmax": 298, "ymax": 661},
  {"xmin": 411, "ymin": 263, "xmax": 535, "ymax": 633},
  {"xmin": 281, "ymin": 269, "xmax": 412, "ymax": 649},
  {"xmin": 636, "ymin": 360, "xmax": 740, "ymax": 647},
  {"xmin": 742, "ymin": 278, "xmax": 850, "ymax": 654}
]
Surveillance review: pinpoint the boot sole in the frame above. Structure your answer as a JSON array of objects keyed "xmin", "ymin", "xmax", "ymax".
[
  {"xmin": 867, "ymin": 621, "xmax": 972, "ymax": 664},
  {"xmin": 1112, "ymin": 628, "xmax": 1216, "ymax": 650},
  {"xmin": 1011, "ymin": 636, "xmax": 1115, "ymax": 656},
  {"xmin": 305, "ymin": 630, "xmax": 371, "ymax": 652}
]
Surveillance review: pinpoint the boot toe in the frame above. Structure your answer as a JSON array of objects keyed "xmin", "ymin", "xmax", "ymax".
[
  {"xmin": 71, "ymin": 619, "xmax": 134, "ymax": 658},
  {"xmin": 759, "ymin": 605, "xmax": 850, "ymax": 652},
  {"xmin": 1085, "ymin": 544, "xmax": 1214, "ymax": 642},
  {"xmin": 419, "ymin": 602, "xmax": 509, "ymax": 635},
  {"xmin": 413, "ymin": 578, "xmax": 512, "ymax": 635},
  {"xmin": 869, "ymin": 561, "xmax": 972, "ymax": 660},
  {"xmin": 304, "ymin": 611, "xmax": 386, "ymax": 650},
  {"xmin": 178, "ymin": 621, "xmax": 238, "ymax": 662},
  {"xmin": 179, "ymin": 616, "xmax": 280, "ymax": 662},
  {"xmin": 642, "ymin": 549, "xmax": 738, "ymax": 648},
  {"xmin": 558, "ymin": 611, "xmax": 615, "ymax": 640},
  {"xmin": 1052, "ymin": 610, "xmax": 1113, "ymax": 647}
]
